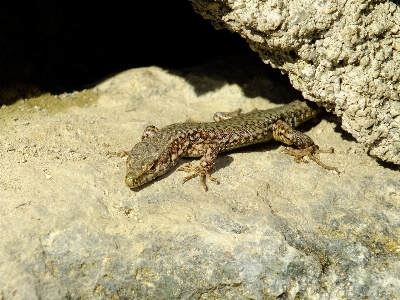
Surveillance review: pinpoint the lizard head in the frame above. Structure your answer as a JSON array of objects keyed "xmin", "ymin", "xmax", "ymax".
[{"xmin": 124, "ymin": 141, "xmax": 173, "ymax": 188}]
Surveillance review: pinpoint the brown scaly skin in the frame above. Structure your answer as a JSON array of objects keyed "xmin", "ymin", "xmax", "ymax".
[{"xmin": 108, "ymin": 100, "xmax": 339, "ymax": 191}]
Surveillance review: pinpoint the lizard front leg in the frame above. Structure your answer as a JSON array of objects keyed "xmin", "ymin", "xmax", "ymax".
[
  {"xmin": 177, "ymin": 144, "xmax": 220, "ymax": 191},
  {"xmin": 141, "ymin": 125, "xmax": 159, "ymax": 140},
  {"xmin": 107, "ymin": 125, "xmax": 160, "ymax": 157}
]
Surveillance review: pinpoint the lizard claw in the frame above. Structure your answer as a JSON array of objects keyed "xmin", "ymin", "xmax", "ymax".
[
  {"xmin": 177, "ymin": 163, "xmax": 220, "ymax": 191},
  {"xmin": 106, "ymin": 150, "xmax": 130, "ymax": 158}
]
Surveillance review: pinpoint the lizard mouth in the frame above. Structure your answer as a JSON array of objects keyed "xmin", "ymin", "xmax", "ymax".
[
  {"xmin": 125, "ymin": 171, "xmax": 153, "ymax": 188},
  {"xmin": 125, "ymin": 172, "xmax": 141, "ymax": 188}
]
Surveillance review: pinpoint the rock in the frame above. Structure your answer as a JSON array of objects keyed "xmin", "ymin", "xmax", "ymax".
[
  {"xmin": 190, "ymin": 0, "xmax": 400, "ymax": 165},
  {"xmin": 0, "ymin": 56, "xmax": 399, "ymax": 299}
]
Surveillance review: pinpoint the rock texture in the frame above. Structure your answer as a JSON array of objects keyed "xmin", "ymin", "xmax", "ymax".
[
  {"xmin": 190, "ymin": 0, "xmax": 400, "ymax": 165},
  {"xmin": 1, "ymin": 55, "xmax": 399, "ymax": 299}
]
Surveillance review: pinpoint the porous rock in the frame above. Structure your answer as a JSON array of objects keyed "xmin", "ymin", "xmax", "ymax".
[{"xmin": 190, "ymin": 0, "xmax": 400, "ymax": 164}]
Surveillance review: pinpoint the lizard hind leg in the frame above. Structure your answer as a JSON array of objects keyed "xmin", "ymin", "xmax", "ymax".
[
  {"xmin": 283, "ymin": 145, "xmax": 340, "ymax": 173},
  {"xmin": 272, "ymin": 120, "xmax": 339, "ymax": 173}
]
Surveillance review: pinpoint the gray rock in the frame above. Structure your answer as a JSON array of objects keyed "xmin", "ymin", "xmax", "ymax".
[
  {"xmin": 190, "ymin": 0, "xmax": 400, "ymax": 165},
  {"xmin": 0, "ymin": 56, "xmax": 399, "ymax": 299}
]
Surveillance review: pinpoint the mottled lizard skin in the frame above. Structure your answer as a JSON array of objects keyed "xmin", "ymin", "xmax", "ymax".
[{"xmin": 109, "ymin": 100, "xmax": 338, "ymax": 191}]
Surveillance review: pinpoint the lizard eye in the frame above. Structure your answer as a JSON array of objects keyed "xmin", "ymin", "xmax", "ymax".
[{"xmin": 144, "ymin": 162, "xmax": 156, "ymax": 173}]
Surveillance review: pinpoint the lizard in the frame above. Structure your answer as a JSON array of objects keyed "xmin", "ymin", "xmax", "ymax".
[{"xmin": 108, "ymin": 100, "xmax": 339, "ymax": 191}]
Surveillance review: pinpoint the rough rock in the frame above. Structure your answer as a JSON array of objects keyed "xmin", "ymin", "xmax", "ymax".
[
  {"xmin": 0, "ymin": 56, "xmax": 399, "ymax": 299},
  {"xmin": 190, "ymin": 0, "xmax": 400, "ymax": 165}
]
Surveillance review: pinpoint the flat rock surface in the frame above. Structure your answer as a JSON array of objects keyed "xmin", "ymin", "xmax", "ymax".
[{"xmin": 1, "ymin": 56, "xmax": 399, "ymax": 299}]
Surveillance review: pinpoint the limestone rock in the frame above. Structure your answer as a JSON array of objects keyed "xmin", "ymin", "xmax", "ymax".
[{"xmin": 0, "ymin": 56, "xmax": 399, "ymax": 299}]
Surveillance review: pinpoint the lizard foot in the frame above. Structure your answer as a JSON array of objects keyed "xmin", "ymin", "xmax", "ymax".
[
  {"xmin": 106, "ymin": 150, "xmax": 130, "ymax": 158},
  {"xmin": 177, "ymin": 163, "xmax": 220, "ymax": 191},
  {"xmin": 282, "ymin": 145, "xmax": 340, "ymax": 173}
]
